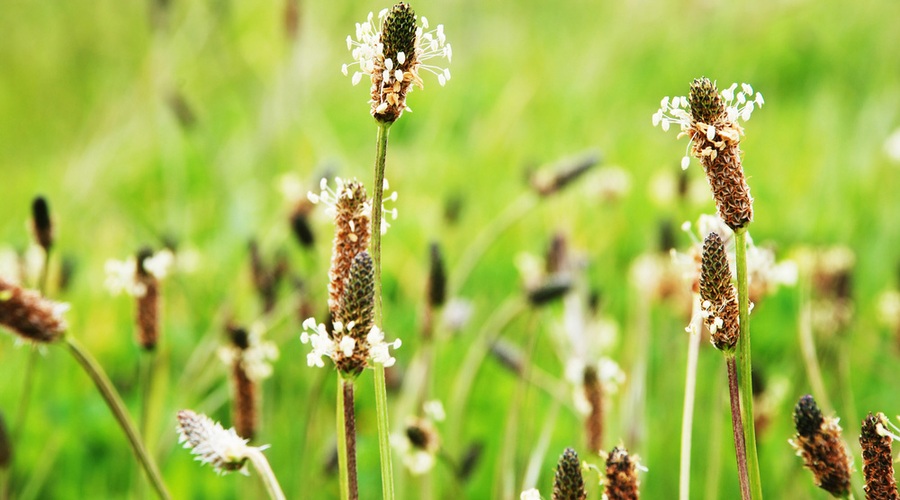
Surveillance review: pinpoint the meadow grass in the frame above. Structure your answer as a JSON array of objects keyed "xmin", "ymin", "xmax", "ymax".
[{"xmin": 2, "ymin": 0, "xmax": 900, "ymax": 497}]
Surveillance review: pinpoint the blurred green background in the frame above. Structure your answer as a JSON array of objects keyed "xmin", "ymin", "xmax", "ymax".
[{"xmin": 2, "ymin": 0, "xmax": 900, "ymax": 498}]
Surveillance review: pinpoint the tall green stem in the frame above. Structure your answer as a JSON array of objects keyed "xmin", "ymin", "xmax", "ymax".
[
  {"xmin": 372, "ymin": 121, "xmax": 390, "ymax": 324},
  {"xmin": 371, "ymin": 120, "xmax": 395, "ymax": 500},
  {"xmin": 679, "ymin": 296, "xmax": 703, "ymax": 500},
  {"xmin": 246, "ymin": 448, "xmax": 287, "ymax": 500},
  {"xmin": 734, "ymin": 228, "xmax": 762, "ymax": 499},
  {"xmin": 726, "ymin": 355, "xmax": 751, "ymax": 500},
  {"xmin": 65, "ymin": 336, "xmax": 170, "ymax": 500},
  {"xmin": 336, "ymin": 376, "xmax": 349, "ymax": 500}
]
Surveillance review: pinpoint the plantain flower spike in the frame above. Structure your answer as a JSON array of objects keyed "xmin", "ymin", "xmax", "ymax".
[
  {"xmin": 343, "ymin": 3, "xmax": 452, "ymax": 123},
  {"xmin": 789, "ymin": 395, "xmax": 853, "ymax": 498},
  {"xmin": 653, "ymin": 78, "xmax": 763, "ymax": 230},
  {"xmin": 699, "ymin": 232, "xmax": 740, "ymax": 352}
]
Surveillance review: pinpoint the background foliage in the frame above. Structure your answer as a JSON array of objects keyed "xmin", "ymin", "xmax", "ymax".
[{"xmin": 2, "ymin": 0, "xmax": 900, "ymax": 497}]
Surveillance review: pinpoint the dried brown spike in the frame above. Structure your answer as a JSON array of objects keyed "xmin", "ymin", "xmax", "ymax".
[
  {"xmin": 136, "ymin": 249, "xmax": 160, "ymax": 351},
  {"xmin": 860, "ymin": 413, "xmax": 899, "ymax": 500},
  {"xmin": 327, "ymin": 180, "xmax": 371, "ymax": 315},
  {"xmin": 790, "ymin": 395, "xmax": 852, "ymax": 497},
  {"xmin": 699, "ymin": 232, "xmax": 739, "ymax": 352},
  {"xmin": 605, "ymin": 446, "xmax": 640, "ymax": 500},
  {"xmin": 337, "ymin": 251, "xmax": 375, "ymax": 341},
  {"xmin": 232, "ymin": 356, "xmax": 256, "ymax": 441},
  {"xmin": 0, "ymin": 277, "xmax": 67, "ymax": 343},
  {"xmin": 552, "ymin": 447, "xmax": 586, "ymax": 500},
  {"xmin": 31, "ymin": 196, "xmax": 53, "ymax": 251},
  {"xmin": 583, "ymin": 365, "xmax": 603, "ymax": 454},
  {"xmin": 427, "ymin": 242, "xmax": 447, "ymax": 308},
  {"xmin": 0, "ymin": 411, "xmax": 11, "ymax": 469}
]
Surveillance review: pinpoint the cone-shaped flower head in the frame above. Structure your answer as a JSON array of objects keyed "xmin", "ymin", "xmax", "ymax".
[
  {"xmin": 860, "ymin": 412, "xmax": 899, "ymax": 500},
  {"xmin": 31, "ymin": 196, "xmax": 53, "ymax": 252},
  {"xmin": 699, "ymin": 232, "xmax": 740, "ymax": 352},
  {"xmin": 310, "ymin": 178, "xmax": 372, "ymax": 315},
  {"xmin": 343, "ymin": 3, "xmax": 452, "ymax": 123},
  {"xmin": 0, "ymin": 277, "xmax": 67, "ymax": 343},
  {"xmin": 135, "ymin": 247, "xmax": 161, "ymax": 350},
  {"xmin": 428, "ymin": 242, "xmax": 447, "ymax": 308},
  {"xmin": 653, "ymin": 78, "xmax": 763, "ymax": 230},
  {"xmin": 176, "ymin": 409, "xmax": 266, "ymax": 475},
  {"xmin": 604, "ymin": 446, "xmax": 640, "ymax": 500},
  {"xmin": 789, "ymin": 395, "xmax": 853, "ymax": 497},
  {"xmin": 552, "ymin": 447, "xmax": 586, "ymax": 500}
]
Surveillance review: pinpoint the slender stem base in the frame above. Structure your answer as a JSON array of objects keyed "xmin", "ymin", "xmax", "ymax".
[
  {"xmin": 247, "ymin": 448, "xmax": 287, "ymax": 500},
  {"xmin": 679, "ymin": 297, "xmax": 703, "ymax": 500},
  {"xmin": 370, "ymin": 120, "xmax": 395, "ymax": 500},
  {"xmin": 372, "ymin": 122, "xmax": 390, "ymax": 325},
  {"xmin": 726, "ymin": 355, "xmax": 751, "ymax": 500},
  {"xmin": 65, "ymin": 336, "xmax": 170, "ymax": 500},
  {"xmin": 342, "ymin": 380, "xmax": 358, "ymax": 500},
  {"xmin": 336, "ymin": 377, "xmax": 349, "ymax": 500},
  {"xmin": 373, "ymin": 364, "xmax": 394, "ymax": 500},
  {"xmin": 734, "ymin": 229, "xmax": 762, "ymax": 499}
]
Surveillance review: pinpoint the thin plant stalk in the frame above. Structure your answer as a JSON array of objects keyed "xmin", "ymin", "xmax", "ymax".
[
  {"xmin": 336, "ymin": 376, "xmax": 350, "ymax": 500},
  {"xmin": 734, "ymin": 228, "xmax": 762, "ymax": 498},
  {"xmin": 448, "ymin": 297, "xmax": 526, "ymax": 448},
  {"xmin": 679, "ymin": 296, "xmax": 703, "ymax": 500},
  {"xmin": 726, "ymin": 355, "xmax": 751, "ymax": 500},
  {"xmin": 370, "ymin": 120, "xmax": 395, "ymax": 500},
  {"xmin": 64, "ymin": 336, "xmax": 170, "ymax": 500},
  {"xmin": 14, "ymin": 249, "xmax": 51, "ymax": 441},
  {"xmin": 798, "ymin": 285, "xmax": 834, "ymax": 413},
  {"xmin": 246, "ymin": 448, "xmax": 287, "ymax": 500},
  {"xmin": 342, "ymin": 379, "xmax": 358, "ymax": 500}
]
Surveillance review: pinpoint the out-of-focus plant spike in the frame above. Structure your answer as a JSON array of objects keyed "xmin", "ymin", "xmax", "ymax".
[{"xmin": 530, "ymin": 149, "xmax": 602, "ymax": 197}]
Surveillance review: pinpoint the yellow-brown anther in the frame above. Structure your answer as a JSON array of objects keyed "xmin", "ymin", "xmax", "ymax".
[
  {"xmin": 790, "ymin": 395, "xmax": 852, "ymax": 498},
  {"xmin": 0, "ymin": 277, "xmax": 67, "ymax": 343},
  {"xmin": 699, "ymin": 232, "xmax": 739, "ymax": 352},
  {"xmin": 860, "ymin": 412, "xmax": 899, "ymax": 500},
  {"xmin": 605, "ymin": 446, "xmax": 640, "ymax": 500}
]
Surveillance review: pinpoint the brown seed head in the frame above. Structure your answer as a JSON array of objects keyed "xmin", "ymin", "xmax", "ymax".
[
  {"xmin": 860, "ymin": 412, "xmax": 899, "ymax": 500},
  {"xmin": 0, "ymin": 277, "xmax": 67, "ymax": 343},
  {"xmin": 790, "ymin": 395, "xmax": 853, "ymax": 497},
  {"xmin": 333, "ymin": 251, "xmax": 375, "ymax": 377},
  {"xmin": 372, "ymin": 3, "xmax": 419, "ymax": 123},
  {"xmin": 232, "ymin": 356, "xmax": 256, "ymax": 441},
  {"xmin": 583, "ymin": 365, "xmax": 603, "ymax": 454},
  {"xmin": 405, "ymin": 417, "xmax": 440, "ymax": 454},
  {"xmin": 699, "ymin": 232, "xmax": 739, "ymax": 352},
  {"xmin": 605, "ymin": 446, "xmax": 640, "ymax": 500},
  {"xmin": 0, "ymin": 412, "xmax": 11, "ymax": 469},
  {"xmin": 552, "ymin": 447, "xmax": 586, "ymax": 500},
  {"xmin": 327, "ymin": 180, "xmax": 371, "ymax": 315},
  {"xmin": 31, "ymin": 196, "xmax": 53, "ymax": 251},
  {"xmin": 427, "ymin": 242, "xmax": 447, "ymax": 308},
  {"xmin": 687, "ymin": 78, "xmax": 753, "ymax": 230},
  {"xmin": 136, "ymin": 249, "xmax": 160, "ymax": 350}
]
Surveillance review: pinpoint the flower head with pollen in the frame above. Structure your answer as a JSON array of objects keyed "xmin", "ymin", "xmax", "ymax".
[
  {"xmin": 176, "ymin": 409, "xmax": 268, "ymax": 476},
  {"xmin": 653, "ymin": 78, "xmax": 763, "ymax": 230},
  {"xmin": 699, "ymin": 232, "xmax": 740, "ymax": 352},
  {"xmin": 789, "ymin": 395, "xmax": 853, "ymax": 497},
  {"xmin": 218, "ymin": 322, "xmax": 280, "ymax": 382},
  {"xmin": 342, "ymin": 4, "xmax": 452, "ymax": 123},
  {"xmin": 105, "ymin": 249, "xmax": 174, "ymax": 297},
  {"xmin": 0, "ymin": 277, "xmax": 68, "ymax": 344}
]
